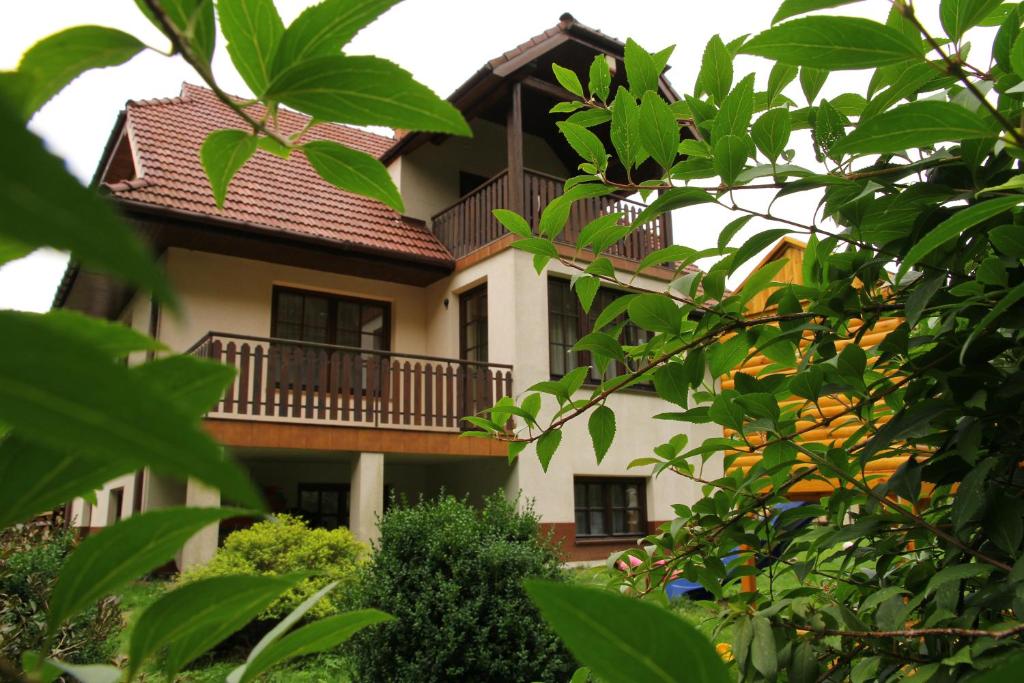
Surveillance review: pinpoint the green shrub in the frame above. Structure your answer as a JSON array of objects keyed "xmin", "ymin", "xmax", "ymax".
[
  {"xmin": 179, "ymin": 514, "xmax": 366, "ymax": 621},
  {"xmin": 348, "ymin": 493, "xmax": 576, "ymax": 683},
  {"xmin": 0, "ymin": 523, "xmax": 122, "ymax": 667}
]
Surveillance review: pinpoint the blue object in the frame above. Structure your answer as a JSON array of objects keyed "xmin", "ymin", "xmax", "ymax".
[{"xmin": 665, "ymin": 501, "xmax": 810, "ymax": 600}]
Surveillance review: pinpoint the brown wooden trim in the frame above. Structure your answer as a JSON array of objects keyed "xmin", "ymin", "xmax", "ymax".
[
  {"xmin": 542, "ymin": 521, "xmax": 669, "ymax": 562},
  {"xmin": 521, "ymin": 75, "xmax": 576, "ymax": 102},
  {"xmin": 203, "ymin": 418, "xmax": 508, "ymax": 457},
  {"xmin": 553, "ymin": 243, "xmax": 677, "ymax": 281},
  {"xmin": 507, "ymin": 82, "xmax": 524, "ymax": 215},
  {"xmin": 453, "ymin": 234, "xmax": 517, "ymax": 272}
]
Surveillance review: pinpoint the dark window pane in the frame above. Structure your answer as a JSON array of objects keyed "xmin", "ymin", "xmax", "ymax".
[
  {"xmin": 321, "ymin": 491, "xmax": 339, "ymax": 513},
  {"xmin": 575, "ymin": 510, "xmax": 588, "ymax": 534},
  {"xmin": 611, "ymin": 484, "xmax": 624, "ymax": 508},
  {"xmin": 321, "ymin": 515, "xmax": 339, "ymax": 530},
  {"xmin": 574, "ymin": 482, "xmax": 585, "ymax": 506},
  {"xmin": 588, "ymin": 483, "xmax": 602, "ymax": 504},
  {"xmin": 626, "ymin": 509, "xmax": 642, "ymax": 534},
  {"xmin": 277, "ymin": 292, "xmax": 304, "ymax": 324},
  {"xmin": 589, "ymin": 510, "xmax": 605, "ymax": 536},
  {"xmin": 612, "ymin": 509, "xmax": 626, "ymax": 534},
  {"xmin": 300, "ymin": 490, "xmax": 319, "ymax": 513}
]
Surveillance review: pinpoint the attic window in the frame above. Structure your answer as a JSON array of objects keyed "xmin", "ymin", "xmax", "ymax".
[{"xmin": 101, "ymin": 130, "xmax": 138, "ymax": 185}]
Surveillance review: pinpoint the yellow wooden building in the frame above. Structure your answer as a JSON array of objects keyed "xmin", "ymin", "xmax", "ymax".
[{"xmin": 723, "ymin": 238, "xmax": 904, "ymax": 499}]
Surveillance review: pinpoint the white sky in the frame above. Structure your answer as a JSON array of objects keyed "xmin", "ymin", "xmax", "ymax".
[{"xmin": 0, "ymin": 0, "xmax": 951, "ymax": 312}]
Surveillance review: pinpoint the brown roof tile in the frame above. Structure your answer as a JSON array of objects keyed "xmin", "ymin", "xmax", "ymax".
[{"xmin": 105, "ymin": 83, "xmax": 453, "ymax": 265}]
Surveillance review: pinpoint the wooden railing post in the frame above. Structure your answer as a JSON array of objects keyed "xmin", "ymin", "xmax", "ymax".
[{"xmin": 507, "ymin": 81, "xmax": 524, "ymax": 215}]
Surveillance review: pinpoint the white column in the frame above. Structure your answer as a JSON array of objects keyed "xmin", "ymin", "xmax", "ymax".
[
  {"xmin": 179, "ymin": 478, "xmax": 221, "ymax": 570},
  {"xmin": 350, "ymin": 452, "xmax": 384, "ymax": 545}
]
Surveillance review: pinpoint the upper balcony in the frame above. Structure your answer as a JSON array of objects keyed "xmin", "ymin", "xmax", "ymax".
[
  {"xmin": 431, "ymin": 168, "xmax": 672, "ymax": 260},
  {"xmin": 189, "ymin": 333, "xmax": 513, "ymax": 432}
]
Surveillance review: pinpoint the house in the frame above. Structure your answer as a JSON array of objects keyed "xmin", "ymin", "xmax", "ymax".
[
  {"xmin": 723, "ymin": 237, "xmax": 904, "ymax": 499},
  {"xmin": 57, "ymin": 14, "xmax": 721, "ymax": 566}
]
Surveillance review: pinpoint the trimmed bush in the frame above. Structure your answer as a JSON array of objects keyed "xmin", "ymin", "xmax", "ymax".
[
  {"xmin": 0, "ymin": 523, "xmax": 121, "ymax": 667},
  {"xmin": 349, "ymin": 493, "xmax": 576, "ymax": 683},
  {"xmin": 179, "ymin": 514, "xmax": 366, "ymax": 621}
]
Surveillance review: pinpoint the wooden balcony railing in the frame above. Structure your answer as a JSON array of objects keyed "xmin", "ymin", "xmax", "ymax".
[
  {"xmin": 187, "ymin": 333, "xmax": 513, "ymax": 432},
  {"xmin": 430, "ymin": 168, "xmax": 672, "ymax": 261}
]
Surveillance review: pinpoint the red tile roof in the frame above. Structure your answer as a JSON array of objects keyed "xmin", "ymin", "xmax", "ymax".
[{"xmin": 103, "ymin": 83, "xmax": 453, "ymax": 265}]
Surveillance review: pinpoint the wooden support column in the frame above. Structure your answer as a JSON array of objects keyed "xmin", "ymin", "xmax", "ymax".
[{"xmin": 506, "ymin": 81, "xmax": 524, "ymax": 216}]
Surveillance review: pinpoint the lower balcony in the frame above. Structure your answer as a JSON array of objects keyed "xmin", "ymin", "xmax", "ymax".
[{"xmin": 188, "ymin": 333, "xmax": 513, "ymax": 432}]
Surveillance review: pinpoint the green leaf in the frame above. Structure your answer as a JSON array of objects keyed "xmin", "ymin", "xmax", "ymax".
[
  {"xmin": 271, "ymin": 0, "xmax": 399, "ymax": 74},
  {"xmin": 742, "ymin": 17, "xmax": 923, "ymax": 69},
  {"xmin": 524, "ymin": 581, "xmax": 731, "ymax": 683},
  {"xmin": 303, "ymin": 140, "xmax": 402, "ymax": 211},
  {"xmin": 752, "ymin": 108, "xmax": 792, "ymax": 163},
  {"xmin": 135, "ymin": 0, "xmax": 215, "ymax": 65},
  {"xmin": 698, "ymin": 35, "xmax": 733, "ymax": 102},
  {"xmin": 552, "ymin": 63, "xmax": 585, "ymax": 98},
  {"xmin": 971, "ymin": 653, "xmax": 1024, "ymax": 682},
  {"xmin": 737, "ymin": 258, "xmax": 788, "ymax": 308},
  {"xmin": 731, "ymin": 229, "xmax": 791, "ymax": 274},
  {"xmin": 773, "ymin": 0, "xmax": 866, "ymax": 24},
  {"xmin": 27, "ymin": 309, "xmax": 164, "ymax": 358},
  {"xmin": 633, "ymin": 187, "xmax": 715, "ymax": 227},
  {"xmin": 832, "ymin": 101, "xmax": 999, "ymax": 157},
  {"xmin": 654, "ymin": 363, "xmax": 690, "ymax": 407},
  {"xmin": 1012, "ymin": 32, "xmax": 1024, "ymax": 77},
  {"xmin": 709, "ymin": 333, "xmax": 750, "ymax": 377},
  {"xmin": 49, "ymin": 507, "xmax": 249, "ymax": 637},
  {"xmin": 573, "ymin": 276, "xmax": 601, "ymax": 313},
  {"xmin": 962, "ymin": 279, "xmax": 1024, "ymax": 362},
  {"xmin": 12, "ymin": 26, "xmax": 145, "ymax": 120},
  {"xmin": 594, "ymin": 295, "xmax": 636, "ymax": 331},
  {"xmin": 588, "ymin": 55, "xmax": 612, "ymax": 101},
  {"xmin": 799, "ymin": 67, "xmax": 828, "ymax": 105},
  {"xmin": 897, "ymin": 196, "xmax": 1021, "ymax": 279},
  {"xmin": 611, "ymin": 87, "xmax": 641, "ymax": 170},
  {"xmin": 837, "ymin": 342, "xmax": 867, "ymax": 381},
  {"xmin": 636, "ymin": 245, "xmax": 698, "ymax": 273},
  {"xmin": 714, "ymin": 134, "xmax": 749, "ymax": 185},
  {"xmin": 718, "ymin": 215, "xmax": 754, "ymax": 252},
  {"xmin": 266, "ymin": 55, "xmax": 470, "ymax": 135},
  {"xmin": 766, "ymin": 63, "xmax": 798, "ymax": 107},
  {"xmin": 536, "ymin": 429, "xmax": 563, "ymax": 472},
  {"xmin": 0, "ymin": 310, "xmax": 260, "ymax": 507},
  {"xmin": 512, "ymin": 237, "xmax": 559, "ymax": 259},
  {"xmin": 237, "ymin": 609, "xmax": 392, "ymax": 683},
  {"xmin": 712, "ymin": 74, "xmax": 755, "ymax": 142},
  {"xmin": 995, "ymin": 4, "xmax": 1023, "ymax": 71},
  {"xmin": 860, "ymin": 61, "xmax": 937, "ymax": 120},
  {"xmin": 218, "ymin": 0, "xmax": 284, "ymax": 95},
  {"xmin": 628, "ymin": 294, "xmax": 681, "ymax": 334},
  {"xmin": 941, "ymin": 0, "xmax": 1005, "ymax": 42},
  {"xmin": 493, "ymin": 209, "xmax": 533, "ymax": 238},
  {"xmin": 558, "ymin": 121, "xmax": 607, "ymax": 165},
  {"xmin": 0, "ymin": 101, "xmax": 173, "ymax": 303},
  {"xmin": 639, "ymin": 91, "xmax": 679, "ymax": 170},
  {"xmin": 201, "ymin": 129, "xmax": 258, "ymax": 208},
  {"xmin": 624, "ymin": 38, "xmax": 660, "ymax": 96},
  {"xmin": 566, "ymin": 108, "xmax": 612, "ymax": 129},
  {"xmin": 573, "ymin": 332, "xmax": 625, "ymax": 363},
  {"xmin": 0, "ymin": 236, "xmax": 32, "ymax": 266},
  {"xmin": 990, "ymin": 224, "xmax": 1024, "ymax": 256},
  {"xmin": 588, "ymin": 405, "xmax": 616, "ymax": 463},
  {"xmin": 978, "ymin": 175, "xmax": 1024, "ymax": 196},
  {"xmin": 132, "ymin": 355, "xmax": 237, "ymax": 416},
  {"xmin": 129, "ymin": 575, "xmax": 301, "ymax": 680},
  {"xmin": 0, "ymin": 436, "xmax": 129, "ymax": 529},
  {"xmin": 751, "ymin": 616, "xmax": 778, "ymax": 679}
]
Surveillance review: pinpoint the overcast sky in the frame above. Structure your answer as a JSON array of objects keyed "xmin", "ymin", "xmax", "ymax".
[{"xmin": 0, "ymin": 0, "xmax": 951, "ymax": 312}]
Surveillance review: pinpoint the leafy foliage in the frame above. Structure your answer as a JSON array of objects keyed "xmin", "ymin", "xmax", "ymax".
[
  {"xmin": 0, "ymin": 524, "xmax": 122, "ymax": 669},
  {"xmin": 0, "ymin": 0, "xmax": 452, "ymax": 677},
  {"xmin": 347, "ymin": 493, "xmax": 577, "ymax": 683},
  {"xmin": 478, "ymin": 2, "xmax": 1024, "ymax": 679},
  {"xmin": 180, "ymin": 515, "xmax": 367, "ymax": 621}
]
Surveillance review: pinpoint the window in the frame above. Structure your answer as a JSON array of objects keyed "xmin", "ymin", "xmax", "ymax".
[
  {"xmin": 106, "ymin": 487, "xmax": 124, "ymax": 526},
  {"xmin": 459, "ymin": 285, "xmax": 488, "ymax": 362},
  {"xmin": 272, "ymin": 287, "xmax": 389, "ymax": 351},
  {"xmin": 574, "ymin": 478, "xmax": 646, "ymax": 538},
  {"xmin": 548, "ymin": 279, "xmax": 651, "ymax": 381},
  {"xmin": 297, "ymin": 483, "xmax": 350, "ymax": 530}
]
